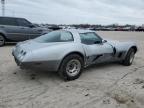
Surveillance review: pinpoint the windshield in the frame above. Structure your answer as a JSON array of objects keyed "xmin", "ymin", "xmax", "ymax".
[{"xmin": 34, "ymin": 31, "xmax": 74, "ymax": 43}]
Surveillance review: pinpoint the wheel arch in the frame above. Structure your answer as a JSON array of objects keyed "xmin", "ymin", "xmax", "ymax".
[
  {"xmin": 58, "ymin": 51, "xmax": 85, "ymax": 71},
  {"xmin": 0, "ymin": 32, "xmax": 7, "ymax": 41},
  {"xmin": 129, "ymin": 46, "xmax": 137, "ymax": 53},
  {"xmin": 122, "ymin": 46, "xmax": 137, "ymax": 66},
  {"xmin": 64, "ymin": 51, "xmax": 85, "ymax": 60},
  {"xmin": 123, "ymin": 45, "xmax": 137, "ymax": 60}
]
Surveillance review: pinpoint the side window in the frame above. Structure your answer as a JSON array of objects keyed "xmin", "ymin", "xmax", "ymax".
[
  {"xmin": 34, "ymin": 31, "xmax": 73, "ymax": 43},
  {"xmin": 60, "ymin": 31, "xmax": 74, "ymax": 42},
  {"xmin": 0, "ymin": 18, "xmax": 4, "ymax": 25},
  {"xmin": 80, "ymin": 32, "xmax": 102, "ymax": 45},
  {"xmin": 44, "ymin": 31, "xmax": 61, "ymax": 42},
  {"xmin": 17, "ymin": 19, "xmax": 31, "ymax": 27},
  {"xmin": 0, "ymin": 18, "xmax": 18, "ymax": 26}
]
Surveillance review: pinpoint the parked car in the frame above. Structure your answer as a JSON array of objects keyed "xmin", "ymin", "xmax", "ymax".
[
  {"xmin": 135, "ymin": 27, "xmax": 144, "ymax": 32},
  {"xmin": 12, "ymin": 29, "xmax": 138, "ymax": 80},
  {"xmin": 0, "ymin": 16, "xmax": 49, "ymax": 46},
  {"xmin": 48, "ymin": 25, "xmax": 62, "ymax": 30}
]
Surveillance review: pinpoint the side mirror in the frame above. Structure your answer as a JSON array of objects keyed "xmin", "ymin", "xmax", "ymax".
[
  {"xmin": 94, "ymin": 41, "xmax": 102, "ymax": 44},
  {"xmin": 102, "ymin": 40, "xmax": 107, "ymax": 43}
]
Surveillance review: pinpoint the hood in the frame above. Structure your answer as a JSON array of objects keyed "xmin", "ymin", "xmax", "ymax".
[
  {"xmin": 107, "ymin": 39, "xmax": 136, "ymax": 46},
  {"xmin": 35, "ymin": 26, "xmax": 47, "ymax": 30},
  {"xmin": 106, "ymin": 39, "xmax": 137, "ymax": 51},
  {"xmin": 34, "ymin": 27, "xmax": 51, "ymax": 34}
]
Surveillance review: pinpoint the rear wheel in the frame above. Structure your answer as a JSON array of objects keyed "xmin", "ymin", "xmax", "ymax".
[
  {"xmin": 122, "ymin": 48, "xmax": 135, "ymax": 66},
  {"xmin": 58, "ymin": 54, "xmax": 84, "ymax": 81},
  {"xmin": 0, "ymin": 35, "xmax": 5, "ymax": 47}
]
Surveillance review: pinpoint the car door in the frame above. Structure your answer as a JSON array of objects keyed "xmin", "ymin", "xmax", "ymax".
[
  {"xmin": 17, "ymin": 18, "xmax": 43, "ymax": 39},
  {"xmin": 80, "ymin": 32, "xmax": 114, "ymax": 65},
  {"xmin": 16, "ymin": 18, "xmax": 36, "ymax": 40},
  {"xmin": 0, "ymin": 17, "xmax": 29, "ymax": 41}
]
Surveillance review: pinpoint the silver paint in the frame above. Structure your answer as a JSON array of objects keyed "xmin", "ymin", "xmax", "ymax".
[{"xmin": 12, "ymin": 29, "xmax": 138, "ymax": 71}]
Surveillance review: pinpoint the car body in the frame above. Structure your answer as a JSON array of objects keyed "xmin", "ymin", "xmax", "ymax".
[
  {"xmin": 136, "ymin": 27, "xmax": 144, "ymax": 32},
  {"xmin": 12, "ymin": 29, "xmax": 138, "ymax": 80},
  {"xmin": 0, "ymin": 16, "xmax": 50, "ymax": 46}
]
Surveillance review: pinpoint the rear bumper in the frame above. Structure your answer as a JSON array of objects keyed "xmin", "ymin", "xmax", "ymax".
[
  {"xmin": 13, "ymin": 57, "xmax": 60, "ymax": 72},
  {"xmin": 20, "ymin": 61, "xmax": 60, "ymax": 72},
  {"xmin": 12, "ymin": 50, "xmax": 60, "ymax": 72}
]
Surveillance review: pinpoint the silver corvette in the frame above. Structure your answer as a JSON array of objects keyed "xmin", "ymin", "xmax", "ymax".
[{"xmin": 12, "ymin": 29, "xmax": 138, "ymax": 80}]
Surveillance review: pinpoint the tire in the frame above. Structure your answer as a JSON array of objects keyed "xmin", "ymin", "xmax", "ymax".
[
  {"xmin": 0, "ymin": 35, "xmax": 5, "ymax": 47},
  {"xmin": 122, "ymin": 48, "xmax": 135, "ymax": 66},
  {"xmin": 58, "ymin": 54, "xmax": 84, "ymax": 81}
]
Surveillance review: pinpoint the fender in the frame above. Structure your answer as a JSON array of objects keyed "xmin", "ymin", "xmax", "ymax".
[
  {"xmin": 124, "ymin": 45, "xmax": 138, "ymax": 59},
  {"xmin": 107, "ymin": 42, "xmax": 117, "ymax": 56},
  {"xmin": 0, "ymin": 30, "xmax": 9, "ymax": 41},
  {"xmin": 0, "ymin": 30, "xmax": 7, "ymax": 37}
]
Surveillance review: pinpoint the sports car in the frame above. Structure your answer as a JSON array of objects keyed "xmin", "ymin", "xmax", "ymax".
[{"xmin": 12, "ymin": 29, "xmax": 138, "ymax": 80}]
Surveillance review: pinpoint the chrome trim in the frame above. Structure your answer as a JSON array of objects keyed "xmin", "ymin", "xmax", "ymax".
[{"xmin": 7, "ymin": 33, "xmax": 42, "ymax": 35}]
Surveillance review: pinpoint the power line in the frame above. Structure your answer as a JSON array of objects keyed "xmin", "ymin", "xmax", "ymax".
[{"xmin": 1, "ymin": 0, "xmax": 5, "ymax": 16}]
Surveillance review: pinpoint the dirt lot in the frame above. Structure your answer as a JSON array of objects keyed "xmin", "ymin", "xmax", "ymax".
[{"xmin": 0, "ymin": 31, "xmax": 144, "ymax": 108}]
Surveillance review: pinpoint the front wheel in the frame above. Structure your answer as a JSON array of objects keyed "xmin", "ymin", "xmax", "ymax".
[
  {"xmin": 122, "ymin": 48, "xmax": 135, "ymax": 66},
  {"xmin": 58, "ymin": 54, "xmax": 84, "ymax": 81},
  {"xmin": 0, "ymin": 35, "xmax": 5, "ymax": 47}
]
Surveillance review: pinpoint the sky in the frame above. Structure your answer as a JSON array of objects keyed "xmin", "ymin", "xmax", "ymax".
[{"xmin": 0, "ymin": 0, "xmax": 144, "ymax": 25}]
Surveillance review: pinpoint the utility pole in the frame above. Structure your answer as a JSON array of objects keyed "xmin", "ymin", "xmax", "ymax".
[{"xmin": 1, "ymin": 0, "xmax": 5, "ymax": 16}]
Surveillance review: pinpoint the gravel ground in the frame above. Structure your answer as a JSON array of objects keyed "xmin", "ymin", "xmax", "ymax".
[{"xmin": 0, "ymin": 31, "xmax": 144, "ymax": 108}]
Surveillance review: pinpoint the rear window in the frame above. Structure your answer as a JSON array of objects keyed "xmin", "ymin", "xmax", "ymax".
[
  {"xmin": 34, "ymin": 31, "xmax": 74, "ymax": 43},
  {"xmin": 0, "ymin": 17, "xmax": 18, "ymax": 26}
]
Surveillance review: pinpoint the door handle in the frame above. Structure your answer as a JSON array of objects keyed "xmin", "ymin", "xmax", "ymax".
[
  {"xmin": 0, "ymin": 26, "xmax": 5, "ymax": 28},
  {"xmin": 20, "ymin": 27, "xmax": 25, "ymax": 29},
  {"xmin": 37, "ymin": 30, "xmax": 43, "ymax": 32}
]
